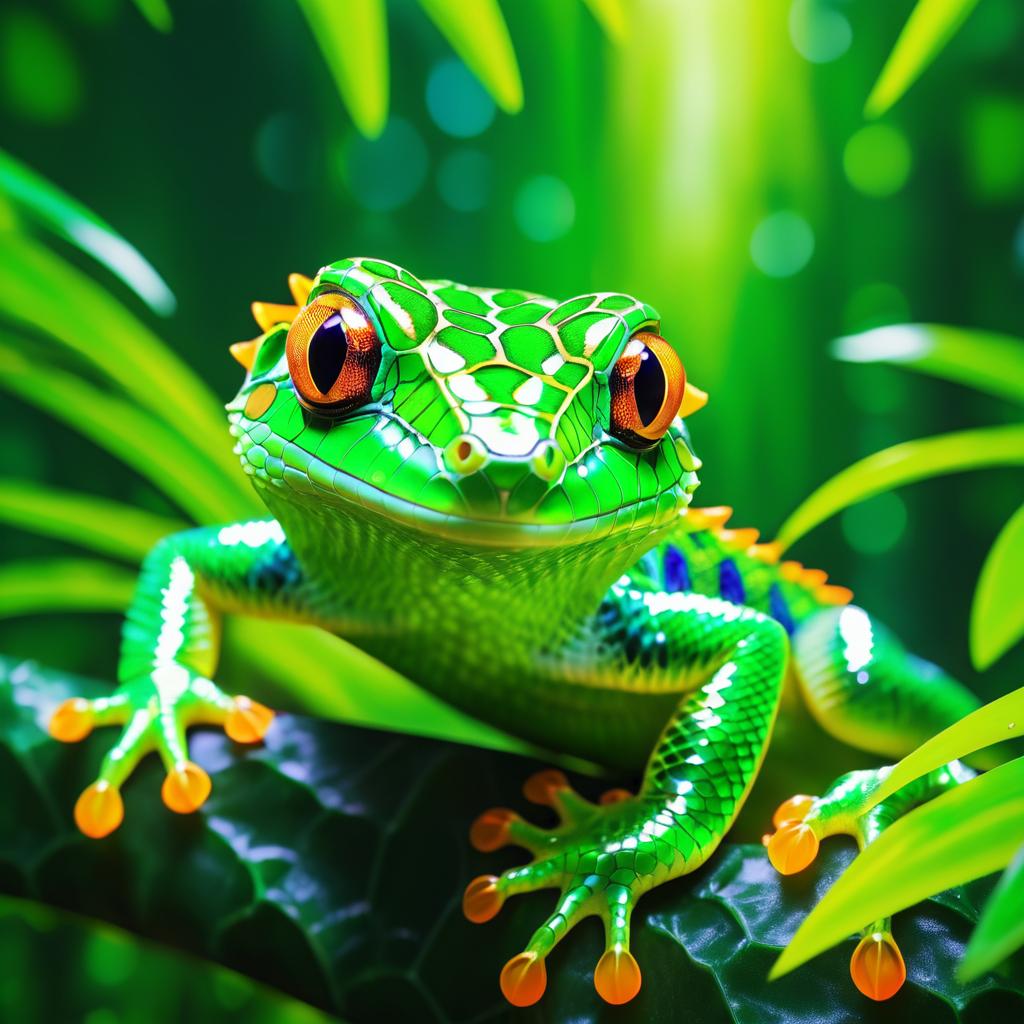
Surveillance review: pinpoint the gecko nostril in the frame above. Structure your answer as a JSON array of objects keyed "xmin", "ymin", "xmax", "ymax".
[{"xmin": 444, "ymin": 434, "xmax": 488, "ymax": 476}]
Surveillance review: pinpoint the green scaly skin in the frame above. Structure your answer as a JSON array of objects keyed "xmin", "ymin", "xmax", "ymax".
[{"xmin": 49, "ymin": 257, "xmax": 986, "ymax": 1007}]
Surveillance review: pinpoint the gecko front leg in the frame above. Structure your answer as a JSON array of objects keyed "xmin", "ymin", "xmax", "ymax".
[
  {"xmin": 49, "ymin": 519, "xmax": 318, "ymax": 837},
  {"xmin": 464, "ymin": 594, "xmax": 789, "ymax": 1006}
]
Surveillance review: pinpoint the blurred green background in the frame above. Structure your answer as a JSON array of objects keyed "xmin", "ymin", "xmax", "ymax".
[{"xmin": 0, "ymin": 0, "xmax": 1022, "ymax": 1017}]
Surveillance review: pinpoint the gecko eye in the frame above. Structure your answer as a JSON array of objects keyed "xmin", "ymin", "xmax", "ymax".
[
  {"xmin": 286, "ymin": 292, "xmax": 381, "ymax": 414},
  {"xmin": 608, "ymin": 332, "xmax": 686, "ymax": 446}
]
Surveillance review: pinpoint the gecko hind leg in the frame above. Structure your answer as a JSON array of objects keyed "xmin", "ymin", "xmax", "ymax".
[{"xmin": 766, "ymin": 760, "xmax": 974, "ymax": 1000}]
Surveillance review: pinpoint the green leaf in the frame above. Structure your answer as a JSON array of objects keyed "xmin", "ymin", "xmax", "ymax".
[
  {"xmin": 297, "ymin": 0, "xmax": 389, "ymax": 139},
  {"xmin": 0, "ymin": 479, "xmax": 183, "ymax": 562},
  {"xmin": 0, "ymin": 338, "xmax": 258, "ymax": 523},
  {"xmin": 0, "ymin": 559, "xmax": 136, "ymax": 618},
  {"xmin": 0, "ymin": 149, "xmax": 175, "ymax": 315},
  {"xmin": 865, "ymin": 0, "xmax": 982, "ymax": 118},
  {"xmin": 0, "ymin": 234, "xmax": 238, "ymax": 478},
  {"xmin": 869, "ymin": 686, "xmax": 1024, "ymax": 808},
  {"xmin": 772, "ymin": 756, "xmax": 1024, "ymax": 980},
  {"xmin": 131, "ymin": 0, "xmax": 174, "ymax": 32},
  {"xmin": 228, "ymin": 617, "xmax": 542, "ymax": 758},
  {"xmin": 832, "ymin": 324, "xmax": 1024, "ymax": 404},
  {"xmin": 419, "ymin": 0, "xmax": 523, "ymax": 113},
  {"xmin": 971, "ymin": 503, "xmax": 1024, "ymax": 670},
  {"xmin": 3, "ymin": 658, "xmax": 1024, "ymax": 1021},
  {"xmin": 581, "ymin": 0, "xmax": 628, "ymax": 41},
  {"xmin": 775, "ymin": 424, "xmax": 1024, "ymax": 551},
  {"xmin": 960, "ymin": 842, "xmax": 1024, "ymax": 981},
  {"xmin": 0, "ymin": 894, "xmax": 334, "ymax": 1023}
]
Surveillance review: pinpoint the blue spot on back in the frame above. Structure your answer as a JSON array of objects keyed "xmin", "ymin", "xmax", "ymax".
[
  {"xmin": 718, "ymin": 559, "xmax": 745, "ymax": 604},
  {"xmin": 663, "ymin": 545, "xmax": 690, "ymax": 592},
  {"xmin": 770, "ymin": 583, "xmax": 796, "ymax": 634}
]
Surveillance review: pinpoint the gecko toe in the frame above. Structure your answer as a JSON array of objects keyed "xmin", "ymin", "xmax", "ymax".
[
  {"xmin": 161, "ymin": 761, "xmax": 212, "ymax": 814},
  {"xmin": 74, "ymin": 781, "xmax": 124, "ymax": 839},
  {"xmin": 850, "ymin": 931, "xmax": 906, "ymax": 1001},
  {"xmin": 500, "ymin": 951, "xmax": 547, "ymax": 1007}
]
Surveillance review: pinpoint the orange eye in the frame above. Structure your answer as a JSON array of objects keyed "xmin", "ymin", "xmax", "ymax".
[
  {"xmin": 286, "ymin": 292, "xmax": 381, "ymax": 414},
  {"xmin": 609, "ymin": 332, "xmax": 686, "ymax": 445}
]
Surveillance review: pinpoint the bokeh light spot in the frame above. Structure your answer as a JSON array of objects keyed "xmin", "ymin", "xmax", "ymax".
[
  {"xmin": 842, "ymin": 282, "xmax": 911, "ymax": 332},
  {"xmin": 0, "ymin": 11, "xmax": 81, "ymax": 122},
  {"xmin": 750, "ymin": 211, "xmax": 815, "ymax": 277},
  {"xmin": 789, "ymin": 0, "xmax": 852, "ymax": 63},
  {"xmin": 842, "ymin": 492, "xmax": 907, "ymax": 555},
  {"xmin": 340, "ymin": 117, "xmax": 428, "ymax": 212},
  {"xmin": 254, "ymin": 112, "xmax": 318, "ymax": 192},
  {"xmin": 426, "ymin": 59, "xmax": 496, "ymax": 138},
  {"xmin": 514, "ymin": 175, "xmax": 575, "ymax": 242},
  {"xmin": 844, "ymin": 124, "xmax": 912, "ymax": 197},
  {"xmin": 437, "ymin": 149, "xmax": 492, "ymax": 212}
]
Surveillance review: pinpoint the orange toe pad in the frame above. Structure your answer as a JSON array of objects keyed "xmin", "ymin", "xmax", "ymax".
[
  {"xmin": 161, "ymin": 762, "xmax": 212, "ymax": 814},
  {"xmin": 501, "ymin": 952, "xmax": 546, "ymax": 1007},
  {"xmin": 225, "ymin": 696, "xmax": 274, "ymax": 744},
  {"xmin": 850, "ymin": 933, "xmax": 906, "ymax": 1001},
  {"xmin": 50, "ymin": 698, "xmax": 94, "ymax": 743},
  {"xmin": 594, "ymin": 948, "xmax": 642, "ymax": 1005},
  {"xmin": 462, "ymin": 875, "xmax": 503, "ymax": 923},
  {"xmin": 767, "ymin": 821, "xmax": 820, "ymax": 875},
  {"xmin": 523, "ymin": 769, "xmax": 568, "ymax": 805},
  {"xmin": 74, "ymin": 781, "xmax": 124, "ymax": 839},
  {"xmin": 772, "ymin": 793, "xmax": 815, "ymax": 828},
  {"xmin": 469, "ymin": 808, "xmax": 516, "ymax": 852}
]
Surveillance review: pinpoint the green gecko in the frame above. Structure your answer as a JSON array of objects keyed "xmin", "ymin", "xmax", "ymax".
[{"xmin": 49, "ymin": 257, "xmax": 986, "ymax": 1007}]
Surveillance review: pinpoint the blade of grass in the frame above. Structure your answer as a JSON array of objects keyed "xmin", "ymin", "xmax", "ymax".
[
  {"xmin": 959, "ymin": 842, "xmax": 1024, "ymax": 981},
  {"xmin": 0, "ymin": 479, "xmax": 182, "ymax": 562},
  {"xmin": 297, "ymin": 0, "xmax": 389, "ymax": 138},
  {"xmin": 0, "ymin": 149, "xmax": 175, "ymax": 315},
  {"xmin": 869, "ymin": 687, "xmax": 1024, "ymax": 808},
  {"xmin": 581, "ymin": 0, "xmax": 628, "ymax": 41},
  {"xmin": 971, "ymin": 503, "xmax": 1024, "ymax": 670},
  {"xmin": 0, "ymin": 339, "xmax": 258, "ymax": 523},
  {"xmin": 419, "ymin": 0, "xmax": 523, "ymax": 113},
  {"xmin": 131, "ymin": 0, "xmax": 173, "ymax": 32},
  {"xmin": 0, "ymin": 233, "xmax": 240, "ymax": 480},
  {"xmin": 771, "ymin": 755, "xmax": 1024, "ymax": 980},
  {"xmin": 0, "ymin": 558, "xmax": 136, "ymax": 618},
  {"xmin": 775, "ymin": 424, "xmax": 1024, "ymax": 551},
  {"xmin": 865, "ymin": 0, "xmax": 982, "ymax": 118},
  {"xmin": 832, "ymin": 324, "xmax": 1024, "ymax": 404},
  {"xmin": 228, "ymin": 618, "xmax": 538, "ymax": 756}
]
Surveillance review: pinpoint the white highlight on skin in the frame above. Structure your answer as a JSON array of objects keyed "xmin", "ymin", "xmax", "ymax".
[
  {"xmin": 541, "ymin": 353, "xmax": 564, "ymax": 374},
  {"xmin": 839, "ymin": 605, "xmax": 874, "ymax": 673},
  {"xmin": 512, "ymin": 376, "xmax": 543, "ymax": 406}
]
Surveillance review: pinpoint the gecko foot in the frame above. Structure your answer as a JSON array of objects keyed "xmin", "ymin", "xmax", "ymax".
[
  {"xmin": 49, "ymin": 667, "xmax": 273, "ymax": 838},
  {"xmin": 465, "ymin": 768, "xmax": 677, "ymax": 1007},
  {"xmin": 765, "ymin": 769, "xmax": 908, "ymax": 1000}
]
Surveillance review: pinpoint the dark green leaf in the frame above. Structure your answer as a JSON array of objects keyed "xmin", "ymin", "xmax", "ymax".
[
  {"xmin": 960, "ymin": 842, "xmax": 1024, "ymax": 981},
  {"xmin": 3, "ymin": 657, "xmax": 1023, "ymax": 1022}
]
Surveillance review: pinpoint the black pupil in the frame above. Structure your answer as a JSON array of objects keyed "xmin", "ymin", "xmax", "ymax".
[
  {"xmin": 308, "ymin": 312, "xmax": 348, "ymax": 394},
  {"xmin": 634, "ymin": 346, "xmax": 666, "ymax": 426}
]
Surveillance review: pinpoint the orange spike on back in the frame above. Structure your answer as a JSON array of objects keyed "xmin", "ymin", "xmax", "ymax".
[
  {"xmin": 817, "ymin": 584, "xmax": 854, "ymax": 605},
  {"xmin": 719, "ymin": 527, "xmax": 760, "ymax": 550},
  {"xmin": 748, "ymin": 542, "xmax": 782, "ymax": 564},
  {"xmin": 251, "ymin": 301, "xmax": 299, "ymax": 332},
  {"xmin": 780, "ymin": 561, "xmax": 804, "ymax": 582},
  {"xmin": 800, "ymin": 568, "xmax": 828, "ymax": 588},
  {"xmin": 689, "ymin": 506, "xmax": 733, "ymax": 530},
  {"xmin": 288, "ymin": 272, "xmax": 314, "ymax": 305}
]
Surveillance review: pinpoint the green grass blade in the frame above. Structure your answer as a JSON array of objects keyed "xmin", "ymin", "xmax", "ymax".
[
  {"xmin": 0, "ymin": 558, "xmax": 136, "ymax": 618},
  {"xmin": 228, "ymin": 618, "xmax": 539, "ymax": 757},
  {"xmin": 971, "ymin": 503, "xmax": 1024, "ymax": 670},
  {"xmin": 581, "ymin": 0, "xmax": 627, "ymax": 41},
  {"xmin": 870, "ymin": 687, "xmax": 1024, "ymax": 807},
  {"xmin": 297, "ymin": 0, "xmax": 389, "ymax": 138},
  {"xmin": 771, "ymin": 756, "xmax": 1024, "ymax": 980},
  {"xmin": 0, "ymin": 233, "xmax": 239, "ymax": 479},
  {"xmin": 0, "ymin": 339, "xmax": 258, "ymax": 523},
  {"xmin": 775, "ymin": 425, "xmax": 1024, "ymax": 551},
  {"xmin": 959, "ymin": 841, "xmax": 1024, "ymax": 980},
  {"xmin": 0, "ymin": 149, "xmax": 175, "ymax": 315},
  {"xmin": 419, "ymin": 0, "xmax": 523, "ymax": 113},
  {"xmin": 0, "ymin": 479, "xmax": 181, "ymax": 562},
  {"xmin": 832, "ymin": 324, "xmax": 1024, "ymax": 404},
  {"xmin": 865, "ymin": 0, "xmax": 982, "ymax": 118},
  {"xmin": 131, "ymin": 0, "xmax": 173, "ymax": 32}
]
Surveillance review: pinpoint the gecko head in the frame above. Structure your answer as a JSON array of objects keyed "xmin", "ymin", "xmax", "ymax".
[{"xmin": 227, "ymin": 257, "xmax": 708, "ymax": 548}]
